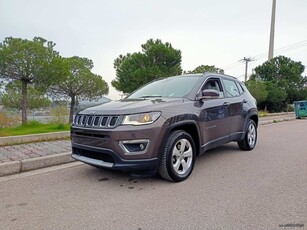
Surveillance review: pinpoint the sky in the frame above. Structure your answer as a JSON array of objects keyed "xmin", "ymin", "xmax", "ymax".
[{"xmin": 1, "ymin": 0, "xmax": 307, "ymax": 100}]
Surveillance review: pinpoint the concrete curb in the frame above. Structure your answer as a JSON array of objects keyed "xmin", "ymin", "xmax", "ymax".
[
  {"xmin": 0, "ymin": 131, "xmax": 70, "ymax": 147},
  {"xmin": 0, "ymin": 152, "xmax": 74, "ymax": 177},
  {"xmin": 260, "ymin": 112, "xmax": 295, "ymax": 117},
  {"xmin": 259, "ymin": 117, "xmax": 296, "ymax": 125},
  {"xmin": 0, "ymin": 161, "xmax": 21, "ymax": 177}
]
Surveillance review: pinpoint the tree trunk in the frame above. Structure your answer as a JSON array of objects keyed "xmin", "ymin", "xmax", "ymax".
[
  {"xmin": 69, "ymin": 95, "xmax": 75, "ymax": 124},
  {"xmin": 21, "ymin": 80, "xmax": 28, "ymax": 125}
]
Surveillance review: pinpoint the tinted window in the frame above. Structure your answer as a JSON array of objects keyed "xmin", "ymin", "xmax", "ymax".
[
  {"xmin": 222, "ymin": 79, "xmax": 240, "ymax": 97},
  {"xmin": 235, "ymin": 81, "xmax": 244, "ymax": 95},
  {"xmin": 202, "ymin": 79, "xmax": 224, "ymax": 98}
]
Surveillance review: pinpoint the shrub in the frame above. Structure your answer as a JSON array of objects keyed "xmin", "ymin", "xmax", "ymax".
[
  {"xmin": 0, "ymin": 112, "xmax": 20, "ymax": 128},
  {"xmin": 258, "ymin": 111, "xmax": 268, "ymax": 117},
  {"xmin": 56, "ymin": 123, "xmax": 66, "ymax": 130},
  {"xmin": 287, "ymin": 104, "xmax": 294, "ymax": 112},
  {"xmin": 48, "ymin": 106, "xmax": 69, "ymax": 124},
  {"xmin": 22, "ymin": 120, "xmax": 42, "ymax": 128}
]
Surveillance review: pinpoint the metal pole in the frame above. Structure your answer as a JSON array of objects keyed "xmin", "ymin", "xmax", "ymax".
[
  {"xmin": 245, "ymin": 60, "xmax": 249, "ymax": 82},
  {"xmin": 242, "ymin": 57, "xmax": 252, "ymax": 82},
  {"xmin": 268, "ymin": 0, "xmax": 276, "ymax": 60}
]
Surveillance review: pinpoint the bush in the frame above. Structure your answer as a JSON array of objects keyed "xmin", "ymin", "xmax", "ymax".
[
  {"xmin": 22, "ymin": 120, "xmax": 42, "ymax": 128},
  {"xmin": 56, "ymin": 123, "xmax": 66, "ymax": 130},
  {"xmin": 258, "ymin": 111, "xmax": 268, "ymax": 117},
  {"xmin": 0, "ymin": 112, "xmax": 20, "ymax": 128},
  {"xmin": 48, "ymin": 106, "xmax": 69, "ymax": 124},
  {"xmin": 287, "ymin": 104, "xmax": 294, "ymax": 112}
]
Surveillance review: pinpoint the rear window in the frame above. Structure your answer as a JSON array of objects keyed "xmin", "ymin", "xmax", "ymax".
[
  {"xmin": 235, "ymin": 81, "xmax": 244, "ymax": 95},
  {"xmin": 222, "ymin": 79, "xmax": 240, "ymax": 97}
]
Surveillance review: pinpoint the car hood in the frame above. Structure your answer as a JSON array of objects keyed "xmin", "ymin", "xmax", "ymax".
[{"xmin": 80, "ymin": 98, "xmax": 185, "ymax": 115}]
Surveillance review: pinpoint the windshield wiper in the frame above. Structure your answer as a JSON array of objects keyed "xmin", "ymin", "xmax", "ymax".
[{"xmin": 139, "ymin": 95, "xmax": 162, "ymax": 98}]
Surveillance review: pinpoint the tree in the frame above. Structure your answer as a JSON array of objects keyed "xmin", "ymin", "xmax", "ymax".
[
  {"xmin": 252, "ymin": 56, "xmax": 306, "ymax": 104},
  {"xmin": 49, "ymin": 56, "xmax": 109, "ymax": 123},
  {"xmin": 245, "ymin": 80, "xmax": 268, "ymax": 105},
  {"xmin": 0, "ymin": 37, "xmax": 64, "ymax": 124},
  {"xmin": 112, "ymin": 39, "xmax": 182, "ymax": 93},
  {"xmin": 2, "ymin": 81, "xmax": 51, "ymax": 110},
  {"xmin": 0, "ymin": 81, "xmax": 3, "ymax": 105},
  {"xmin": 185, "ymin": 65, "xmax": 224, "ymax": 74},
  {"xmin": 263, "ymin": 81, "xmax": 287, "ymax": 112},
  {"xmin": 0, "ymin": 92, "xmax": 3, "ymax": 106}
]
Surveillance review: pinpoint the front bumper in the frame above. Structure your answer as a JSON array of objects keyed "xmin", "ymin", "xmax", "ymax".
[
  {"xmin": 72, "ymin": 143, "xmax": 159, "ymax": 171},
  {"xmin": 70, "ymin": 117, "xmax": 166, "ymax": 171}
]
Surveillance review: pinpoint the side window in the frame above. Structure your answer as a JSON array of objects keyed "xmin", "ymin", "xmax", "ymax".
[
  {"xmin": 202, "ymin": 79, "xmax": 224, "ymax": 98},
  {"xmin": 222, "ymin": 79, "xmax": 240, "ymax": 97},
  {"xmin": 235, "ymin": 81, "xmax": 244, "ymax": 95}
]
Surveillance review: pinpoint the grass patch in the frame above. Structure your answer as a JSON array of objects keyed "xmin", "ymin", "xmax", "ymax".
[
  {"xmin": 258, "ymin": 110, "xmax": 269, "ymax": 117},
  {"xmin": 0, "ymin": 121, "xmax": 70, "ymax": 137}
]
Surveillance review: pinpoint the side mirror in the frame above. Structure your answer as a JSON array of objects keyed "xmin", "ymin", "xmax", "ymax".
[{"xmin": 199, "ymin": 89, "xmax": 220, "ymax": 100}]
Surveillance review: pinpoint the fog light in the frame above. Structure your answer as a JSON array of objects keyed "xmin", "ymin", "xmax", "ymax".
[{"xmin": 119, "ymin": 139, "xmax": 149, "ymax": 155}]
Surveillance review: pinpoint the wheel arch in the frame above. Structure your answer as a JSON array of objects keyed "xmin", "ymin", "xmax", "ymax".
[
  {"xmin": 159, "ymin": 121, "xmax": 201, "ymax": 157},
  {"xmin": 238, "ymin": 111, "xmax": 258, "ymax": 141},
  {"xmin": 249, "ymin": 114, "xmax": 259, "ymax": 127}
]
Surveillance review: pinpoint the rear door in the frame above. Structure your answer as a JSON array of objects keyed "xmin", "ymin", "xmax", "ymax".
[{"xmin": 221, "ymin": 78, "xmax": 246, "ymax": 141}]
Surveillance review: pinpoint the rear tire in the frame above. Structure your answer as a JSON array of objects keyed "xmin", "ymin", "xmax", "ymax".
[
  {"xmin": 238, "ymin": 120, "xmax": 257, "ymax": 151},
  {"xmin": 159, "ymin": 130, "xmax": 196, "ymax": 182}
]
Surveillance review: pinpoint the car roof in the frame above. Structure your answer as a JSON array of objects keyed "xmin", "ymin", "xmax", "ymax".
[{"xmin": 179, "ymin": 72, "xmax": 239, "ymax": 81}]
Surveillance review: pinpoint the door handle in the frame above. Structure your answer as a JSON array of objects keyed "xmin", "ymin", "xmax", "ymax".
[
  {"xmin": 223, "ymin": 102, "xmax": 230, "ymax": 107},
  {"xmin": 242, "ymin": 99, "xmax": 248, "ymax": 103}
]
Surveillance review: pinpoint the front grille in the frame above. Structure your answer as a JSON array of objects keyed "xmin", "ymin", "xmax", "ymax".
[
  {"xmin": 74, "ymin": 114, "xmax": 120, "ymax": 128},
  {"xmin": 73, "ymin": 147, "xmax": 114, "ymax": 163}
]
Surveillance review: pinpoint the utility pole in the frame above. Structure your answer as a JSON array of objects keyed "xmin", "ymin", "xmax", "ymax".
[
  {"xmin": 268, "ymin": 0, "xmax": 276, "ymax": 60},
  {"xmin": 242, "ymin": 57, "xmax": 253, "ymax": 82}
]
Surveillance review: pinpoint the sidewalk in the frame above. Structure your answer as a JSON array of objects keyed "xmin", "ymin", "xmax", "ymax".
[
  {"xmin": 0, "ymin": 113, "xmax": 296, "ymax": 177},
  {"xmin": 0, "ymin": 140, "xmax": 71, "ymax": 163},
  {"xmin": 0, "ymin": 140, "xmax": 72, "ymax": 176}
]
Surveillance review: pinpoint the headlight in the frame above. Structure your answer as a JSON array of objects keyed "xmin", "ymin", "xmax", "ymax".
[{"xmin": 122, "ymin": 112, "xmax": 161, "ymax": 125}]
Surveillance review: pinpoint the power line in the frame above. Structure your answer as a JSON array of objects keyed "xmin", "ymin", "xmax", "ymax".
[
  {"xmin": 252, "ymin": 40, "xmax": 307, "ymax": 60},
  {"xmin": 222, "ymin": 40, "xmax": 307, "ymax": 73}
]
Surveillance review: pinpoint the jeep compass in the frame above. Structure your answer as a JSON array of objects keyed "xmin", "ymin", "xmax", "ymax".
[{"xmin": 71, "ymin": 73, "xmax": 258, "ymax": 182}]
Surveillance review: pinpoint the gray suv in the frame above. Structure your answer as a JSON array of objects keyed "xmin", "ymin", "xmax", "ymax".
[{"xmin": 71, "ymin": 73, "xmax": 258, "ymax": 182}]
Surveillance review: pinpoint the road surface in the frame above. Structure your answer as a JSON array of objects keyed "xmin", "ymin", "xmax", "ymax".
[{"xmin": 0, "ymin": 120, "xmax": 306, "ymax": 230}]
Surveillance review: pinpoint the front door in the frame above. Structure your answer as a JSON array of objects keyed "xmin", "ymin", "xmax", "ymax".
[{"xmin": 198, "ymin": 78, "xmax": 231, "ymax": 151}]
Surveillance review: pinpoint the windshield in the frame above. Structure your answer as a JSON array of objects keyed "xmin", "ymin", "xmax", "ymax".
[{"xmin": 127, "ymin": 76, "xmax": 200, "ymax": 99}]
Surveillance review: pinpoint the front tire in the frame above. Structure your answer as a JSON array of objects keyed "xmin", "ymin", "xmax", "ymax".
[
  {"xmin": 238, "ymin": 120, "xmax": 257, "ymax": 150},
  {"xmin": 159, "ymin": 130, "xmax": 196, "ymax": 182}
]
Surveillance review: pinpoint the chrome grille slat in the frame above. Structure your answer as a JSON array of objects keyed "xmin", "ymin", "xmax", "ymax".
[
  {"xmin": 109, "ymin": 116, "xmax": 118, "ymax": 126},
  {"xmin": 100, "ymin": 116, "xmax": 108, "ymax": 127},
  {"xmin": 81, "ymin": 115, "xmax": 86, "ymax": 125},
  {"xmin": 74, "ymin": 114, "xmax": 119, "ymax": 128},
  {"xmin": 93, "ymin": 116, "xmax": 100, "ymax": 126}
]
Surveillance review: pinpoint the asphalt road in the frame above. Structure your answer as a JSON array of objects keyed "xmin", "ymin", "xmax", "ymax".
[{"xmin": 0, "ymin": 120, "xmax": 306, "ymax": 230}]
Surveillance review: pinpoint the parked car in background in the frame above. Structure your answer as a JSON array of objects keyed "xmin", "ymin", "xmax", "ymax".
[{"xmin": 71, "ymin": 73, "xmax": 258, "ymax": 182}]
